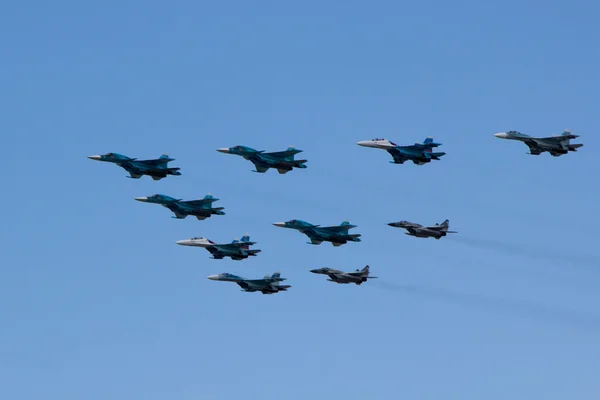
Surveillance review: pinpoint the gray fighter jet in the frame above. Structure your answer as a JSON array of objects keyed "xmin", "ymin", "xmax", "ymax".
[
  {"xmin": 207, "ymin": 272, "xmax": 290, "ymax": 295},
  {"xmin": 388, "ymin": 219, "xmax": 456, "ymax": 239},
  {"xmin": 310, "ymin": 265, "xmax": 377, "ymax": 285},
  {"xmin": 494, "ymin": 129, "xmax": 583, "ymax": 156}
]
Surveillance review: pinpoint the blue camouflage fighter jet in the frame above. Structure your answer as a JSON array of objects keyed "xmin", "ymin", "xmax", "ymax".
[
  {"xmin": 207, "ymin": 271, "xmax": 291, "ymax": 294},
  {"xmin": 176, "ymin": 234, "xmax": 261, "ymax": 260},
  {"xmin": 357, "ymin": 137, "xmax": 445, "ymax": 165},
  {"xmin": 217, "ymin": 145, "xmax": 307, "ymax": 174},
  {"xmin": 134, "ymin": 194, "xmax": 225, "ymax": 220},
  {"xmin": 88, "ymin": 152, "xmax": 181, "ymax": 180},
  {"xmin": 494, "ymin": 129, "xmax": 583, "ymax": 156},
  {"xmin": 273, "ymin": 219, "xmax": 361, "ymax": 246}
]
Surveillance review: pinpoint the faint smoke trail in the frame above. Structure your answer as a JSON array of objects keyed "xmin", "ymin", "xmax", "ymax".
[
  {"xmin": 448, "ymin": 236, "xmax": 600, "ymax": 269},
  {"xmin": 371, "ymin": 281, "xmax": 600, "ymax": 332}
]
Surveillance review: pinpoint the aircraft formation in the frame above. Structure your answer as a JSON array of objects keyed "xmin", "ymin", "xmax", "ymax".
[{"xmin": 89, "ymin": 129, "xmax": 583, "ymax": 294}]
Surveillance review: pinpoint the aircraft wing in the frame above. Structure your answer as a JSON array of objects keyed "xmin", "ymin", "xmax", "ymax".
[
  {"xmin": 264, "ymin": 149, "xmax": 300, "ymax": 159},
  {"xmin": 524, "ymin": 140, "xmax": 543, "ymax": 155},
  {"xmin": 387, "ymin": 148, "xmax": 410, "ymax": 163},
  {"xmin": 236, "ymin": 281, "xmax": 251, "ymax": 290},
  {"xmin": 406, "ymin": 226, "xmax": 419, "ymax": 234},
  {"xmin": 244, "ymin": 278, "xmax": 274, "ymax": 288},
  {"xmin": 251, "ymin": 161, "xmax": 270, "ymax": 173},
  {"xmin": 304, "ymin": 231, "xmax": 323, "ymax": 244},
  {"xmin": 216, "ymin": 242, "xmax": 254, "ymax": 250},
  {"xmin": 182, "ymin": 199, "xmax": 213, "ymax": 207},
  {"xmin": 541, "ymin": 134, "xmax": 579, "ymax": 143},
  {"xmin": 318, "ymin": 225, "xmax": 356, "ymax": 233},
  {"xmin": 347, "ymin": 271, "xmax": 366, "ymax": 277},
  {"xmin": 425, "ymin": 225, "xmax": 444, "ymax": 231},
  {"xmin": 136, "ymin": 158, "xmax": 171, "ymax": 165},
  {"xmin": 398, "ymin": 143, "xmax": 419, "ymax": 151},
  {"xmin": 236, "ymin": 280, "xmax": 275, "ymax": 292}
]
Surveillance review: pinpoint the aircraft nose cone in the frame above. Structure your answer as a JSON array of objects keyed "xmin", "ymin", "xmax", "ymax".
[
  {"xmin": 88, "ymin": 155, "xmax": 101, "ymax": 160},
  {"xmin": 310, "ymin": 269, "xmax": 320, "ymax": 273},
  {"xmin": 356, "ymin": 141, "xmax": 370, "ymax": 147},
  {"xmin": 134, "ymin": 197, "xmax": 149, "ymax": 202},
  {"xmin": 494, "ymin": 132, "xmax": 508, "ymax": 138},
  {"xmin": 272, "ymin": 222, "xmax": 286, "ymax": 227},
  {"xmin": 387, "ymin": 222, "xmax": 397, "ymax": 227},
  {"xmin": 207, "ymin": 275, "xmax": 219, "ymax": 280},
  {"xmin": 176, "ymin": 240, "xmax": 189, "ymax": 246},
  {"xmin": 217, "ymin": 148, "xmax": 231, "ymax": 153}
]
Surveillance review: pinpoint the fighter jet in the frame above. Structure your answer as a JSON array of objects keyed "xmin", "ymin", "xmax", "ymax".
[
  {"xmin": 494, "ymin": 129, "xmax": 583, "ymax": 156},
  {"xmin": 87, "ymin": 152, "xmax": 181, "ymax": 180},
  {"xmin": 176, "ymin": 234, "xmax": 261, "ymax": 260},
  {"xmin": 273, "ymin": 219, "xmax": 361, "ymax": 246},
  {"xmin": 356, "ymin": 137, "xmax": 445, "ymax": 165},
  {"xmin": 388, "ymin": 219, "xmax": 457, "ymax": 239},
  {"xmin": 134, "ymin": 194, "xmax": 225, "ymax": 220},
  {"xmin": 207, "ymin": 272, "xmax": 291, "ymax": 294},
  {"xmin": 310, "ymin": 265, "xmax": 377, "ymax": 285},
  {"xmin": 217, "ymin": 145, "xmax": 307, "ymax": 174}
]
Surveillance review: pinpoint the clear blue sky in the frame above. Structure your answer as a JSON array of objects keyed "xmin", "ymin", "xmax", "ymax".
[{"xmin": 2, "ymin": 1, "xmax": 599, "ymax": 399}]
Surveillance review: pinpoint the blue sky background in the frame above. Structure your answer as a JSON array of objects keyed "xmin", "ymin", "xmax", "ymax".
[{"xmin": 2, "ymin": 1, "xmax": 599, "ymax": 399}]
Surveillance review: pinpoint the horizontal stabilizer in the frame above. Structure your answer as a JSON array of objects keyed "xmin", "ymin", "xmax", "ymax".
[{"xmin": 428, "ymin": 152, "xmax": 445, "ymax": 158}]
